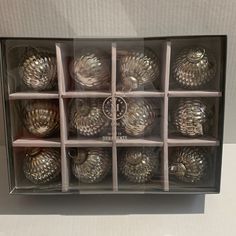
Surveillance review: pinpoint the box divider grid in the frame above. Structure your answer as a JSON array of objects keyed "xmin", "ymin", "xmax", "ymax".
[
  {"xmin": 111, "ymin": 42, "xmax": 118, "ymax": 191},
  {"xmin": 163, "ymin": 41, "xmax": 172, "ymax": 191},
  {"xmin": 56, "ymin": 43, "xmax": 70, "ymax": 192}
]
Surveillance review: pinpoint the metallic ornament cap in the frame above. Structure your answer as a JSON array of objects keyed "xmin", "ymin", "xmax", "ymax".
[
  {"xmin": 187, "ymin": 47, "xmax": 206, "ymax": 62},
  {"xmin": 169, "ymin": 163, "xmax": 186, "ymax": 177}
]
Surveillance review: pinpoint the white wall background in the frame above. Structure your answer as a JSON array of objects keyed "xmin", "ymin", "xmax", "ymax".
[{"xmin": 0, "ymin": 0, "xmax": 236, "ymax": 235}]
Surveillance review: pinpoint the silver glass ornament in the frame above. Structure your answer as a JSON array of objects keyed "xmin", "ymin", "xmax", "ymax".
[
  {"xmin": 169, "ymin": 147, "xmax": 208, "ymax": 183},
  {"xmin": 19, "ymin": 48, "xmax": 57, "ymax": 91},
  {"xmin": 69, "ymin": 98, "xmax": 110, "ymax": 136},
  {"xmin": 22, "ymin": 100, "xmax": 60, "ymax": 137},
  {"xmin": 173, "ymin": 98, "xmax": 210, "ymax": 137},
  {"xmin": 69, "ymin": 148, "xmax": 111, "ymax": 184},
  {"xmin": 121, "ymin": 98, "xmax": 158, "ymax": 136},
  {"xmin": 172, "ymin": 47, "xmax": 216, "ymax": 89},
  {"xmin": 23, "ymin": 148, "xmax": 61, "ymax": 184},
  {"xmin": 69, "ymin": 48, "xmax": 110, "ymax": 90},
  {"xmin": 119, "ymin": 48, "xmax": 160, "ymax": 90},
  {"xmin": 119, "ymin": 148, "xmax": 159, "ymax": 184}
]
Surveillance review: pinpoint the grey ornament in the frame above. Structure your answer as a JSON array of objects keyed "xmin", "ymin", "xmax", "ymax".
[
  {"xmin": 119, "ymin": 47, "xmax": 160, "ymax": 90},
  {"xmin": 22, "ymin": 100, "xmax": 60, "ymax": 137},
  {"xmin": 23, "ymin": 148, "xmax": 61, "ymax": 184},
  {"xmin": 169, "ymin": 147, "xmax": 208, "ymax": 183},
  {"xmin": 172, "ymin": 47, "xmax": 216, "ymax": 89},
  {"xmin": 69, "ymin": 98, "xmax": 110, "ymax": 137},
  {"xmin": 119, "ymin": 148, "xmax": 159, "ymax": 184},
  {"xmin": 173, "ymin": 98, "xmax": 210, "ymax": 137},
  {"xmin": 69, "ymin": 48, "xmax": 111, "ymax": 90},
  {"xmin": 19, "ymin": 48, "xmax": 57, "ymax": 91},
  {"xmin": 121, "ymin": 98, "xmax": 158, "ymax": 136},
  {"xmin": 69, "ymin": 148, "xmax": 111, "ymax": 184}
]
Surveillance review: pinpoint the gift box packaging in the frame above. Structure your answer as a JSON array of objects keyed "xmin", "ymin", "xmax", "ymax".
[{"xmin": 0, "ymin": 36, "xmax": 227, "ymax": 194}]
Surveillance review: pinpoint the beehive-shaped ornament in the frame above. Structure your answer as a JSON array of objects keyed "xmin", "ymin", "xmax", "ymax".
[
  {"xmin": 169, "ymin": 147, "xmax": 208, "ymax": 183},
  {"xmin": 22, "ymin": 100, "xmax": 60, "ymax": 137},
  {"xmin": 69, "ymin": 98, "xmax": 110, "ymax": 137},
  {"xmin": 19, "ymin": 48, "xmax": 57, "ymax": 91},
  {"xmin": 119, "ymin": 48, "xmax": 160, "ymax": 90},
  {"xmin": 121, "ymin": 98, "xmax": 158, "ymax": 136},
  {"xmin": 23, "ymin": 148, "xmax": 61, "ymax": 184},
  {"xmin": 69, "ymin": 148, "xmax": 111, "ymax": 184},
  {"xmin": 69, "ymin": 48, "xmax": 110, "ymax": 90},
  {"xmin": 173, "ymin": 98, "xmax": 211, "ymax": 137},
  {"xmin": 119, "ymin": 148, "xmax": 159, "ymax": 184},
  {"xmin": 172, "ymin": 47, "xmax": 216, "ymax": 89}
]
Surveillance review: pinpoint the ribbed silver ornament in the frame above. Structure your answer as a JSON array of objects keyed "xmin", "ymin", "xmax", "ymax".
[
  {"xmin": 169, "ymin": 147, "xmax": 208, "ymax": 183},
  {"xmin": 119, "ymin": 148, "xmax": 159, "ymax": 184},
  {"xmin": 69, "ymin": 98, "xmax": 110, "ymax": 137},
  {"xmin": 69, "ymin": 48, "xmax": 110, "ymax": 90},
  {"xmin": 119, "ymin": 48, "xmax": 160, "ymax": 90},
  {"xmin": 69, "ymin": 148, "xmax": 111, "ymax": 184},
  {"xmin": 23, "ymin": 148, "xmax": 61, "ymax": 184},
  {"xmin": 19, "ymin": 48, "xmax": 57, "ymax": 91},
  {"xmin": 22, "ymin": 100, "xmax": 60, "ymax": 137},
  {"xmin": 173, "ymin": 98, "xmax": 210, "ymax": 137},
  {"xmin": 121, "ymin": 98, "xmax": 158, "ymax": 136},
  {"xmin": 172, "ymin": 47, "xmax": 216, "ymax": 89}
]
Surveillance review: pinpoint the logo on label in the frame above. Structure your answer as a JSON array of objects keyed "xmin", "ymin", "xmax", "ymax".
[{"xmin": 102, "ymin": 96, "xmax": 127, "ymax": 120}]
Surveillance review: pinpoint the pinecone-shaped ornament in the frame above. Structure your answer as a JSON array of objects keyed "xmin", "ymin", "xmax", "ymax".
[
  {"xmin": 22, "ymin": 100, "xmax": 60, "ymax": 137},
  {"xmin": 23, "ymin": 148, "xmax": 61, "ymax": 184},
  {"xmin": 119, "ymin": 148, "xmax": 159, "ymax": 184},
  {"xmin": 119, "ymin": 47, "xmax": 160, "ymax": 90},
  {"xmin": 172, "ymin": 47, "xmax": 216, "ymax": 89},
  {"xmin": 19, "ymin": 48, "xmax": 57, "ymax": 91},
  {"xmin": 169, "ymin": 147, "xmax": 208, "ymax": 183},
  {"xmin": 69, "ymin": 148, "xmax": 111, "ymax": 184},
  {"xmin": 69, "ymin": 48, "xmax": 111, "ymax": 90},
  {"xmin": 69, "ymin": 98, "xmax": 110, "ymax": 136}
]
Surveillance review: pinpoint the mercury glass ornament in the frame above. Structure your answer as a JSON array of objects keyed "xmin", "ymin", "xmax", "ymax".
[
  {"xmin": 69, "ymin": 98, "xmax": 109, "ymax": 137},
  {"xmin": 69, "ymin": 48, "xmax": 110, "ymax": 90},
  {"xmin": 19, "ymin": 48, "xmax": 57, "ymax": 91},
  {"xmin": 173, "ymin": 98, "xmax": 211, "ymax": 137},
  {"xmin": 22, "ymin": 100, "xmax": 60, "ymax": 137},
  {"xmin": 119, "ymin": 148, "xmax": 159, "ymax": 184},
  {"xmin": 169, "ymin": 147, "xmax": 208, "ymax": 183},
  {"xmin": 23, "ymin": 148, "xmax": 61, "ymax": 184},
  {"xmin": 69, "ymin": 148, "xmax": 111, "ymax": 184},
  {"xmin": 119, "ymin": 47, "xmax": 160, "ymax": 90},
  {"xmin": 121, "ymin": 98, "xmax": 158, "ymax": 136},
  {"xmin": 172, "ymin": 47, "xmax": 216, "ymax": 89}
]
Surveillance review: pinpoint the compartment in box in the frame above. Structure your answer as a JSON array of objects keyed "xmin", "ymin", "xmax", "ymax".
[
  {"xmin": 117, "ymin": 147, "xmax": 163, "ymax": 192},
  {"xmin": 169, "ymin": 36, "xmax": 226, "ymax": 91},
  {"xmin": 116, "ymin": 39, "xmax": 165, "ymax": 92},
  {"xmin": 67, "ymin": 147, "xmax": 113, "ymax": 192},
  {"xmin": 12, "ymin": 147, "xmax": 62, "ymax": 191},
  {"xmin": 168, "ymin": 146, "xmax": 221, "ymax": 192}
]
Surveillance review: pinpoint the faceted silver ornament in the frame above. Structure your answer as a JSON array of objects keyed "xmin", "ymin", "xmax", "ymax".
[
  {"xmin": 23, "ymin": 148, "xmax": 61, "ymax": 184},
  {"xmin": 69, "ymin": 48, "xmax": 111, "ymax": 90},
  {"xmin": 119, "ymin": 148, "xmax": 159, "ymax": 184},
  {"xmin": 121, "ymin": 98, "xmax": 158, "ymax": 136},
  {"xmin": 69, "ymin": 148, "xmax": 111, "ymax": 184},
  {"xmin": 169, "ymin": 147, "xmax": 208, "ymax": 183},
  {"xmin": 172, "ymin": 47, "xmax": 216, "ymax": 89},
  {"xmin": 22, "ymin": 100, "xmax": 60, "ymax": 137},
  {"xmin": 69, "ymin": 98, "xmax": 110, "ymax": 137},
  {"xmin": 19, "ymin": 48, "xmax": 57, "ymax": 91},
  {"xmin": 173, "ymin": 98, "xmax": 210, "ymax": 137},
  {"xmin": 119, "ymin": 48, "xmax": 160, "ymax": 90}
]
